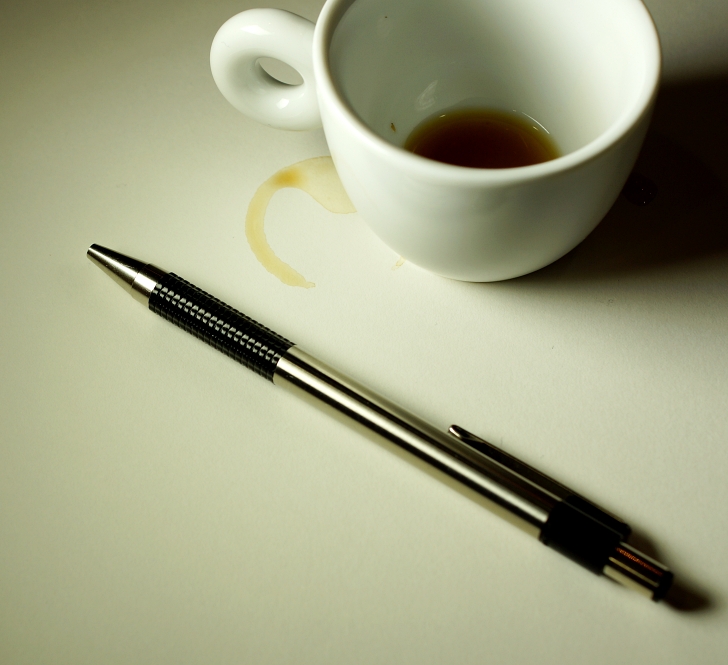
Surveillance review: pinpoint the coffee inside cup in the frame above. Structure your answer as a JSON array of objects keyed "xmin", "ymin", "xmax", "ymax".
[{"xmin": 403, "ymin": 107, "xmax": 559, "ymax": 169}]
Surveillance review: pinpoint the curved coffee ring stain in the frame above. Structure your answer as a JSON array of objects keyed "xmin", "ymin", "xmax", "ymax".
[{"xmin": 246, "ymin": 156, "xmax": 356, "ymax": 288}]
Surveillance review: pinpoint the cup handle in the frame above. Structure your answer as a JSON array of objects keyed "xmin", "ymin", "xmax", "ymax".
[{"xmin": 210, "ymin": 9, "xmax": 320, "ymax": 130}]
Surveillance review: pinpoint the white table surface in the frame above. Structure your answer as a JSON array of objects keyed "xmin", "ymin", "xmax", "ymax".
[{"xmin": 2, "ymin": 1, "xmax": 728, "ymax": 663}]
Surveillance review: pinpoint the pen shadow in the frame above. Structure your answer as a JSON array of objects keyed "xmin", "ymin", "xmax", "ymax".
[{"xmin": 511, "ymin": 74, "xmax": 728, "ymax": 283}]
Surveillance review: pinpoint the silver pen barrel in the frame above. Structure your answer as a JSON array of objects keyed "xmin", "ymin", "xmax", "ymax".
[{"xmin": 274, "ymin": 347, "xmax": 558, "ymax": 536}]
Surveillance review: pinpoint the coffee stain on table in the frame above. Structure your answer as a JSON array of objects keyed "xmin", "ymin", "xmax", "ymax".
[{"xmin": 246, "ymin": 156, "xmax": 356, "ymax": 288}]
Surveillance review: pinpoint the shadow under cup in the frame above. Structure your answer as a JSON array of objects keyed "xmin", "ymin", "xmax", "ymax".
[{"xmin": 322, "ymin": 0, "xmax": 660, "ymax": 281}]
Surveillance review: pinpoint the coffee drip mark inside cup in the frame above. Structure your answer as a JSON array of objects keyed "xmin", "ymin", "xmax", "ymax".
[{"xmin": 245, "ymin": 156, "xmax": 356, "ymax": 288}]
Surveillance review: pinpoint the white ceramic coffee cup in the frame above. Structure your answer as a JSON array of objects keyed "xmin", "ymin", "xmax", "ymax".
[{"xmin": 211, "ymin": 0, "xmax": 660, "ymax": 281}]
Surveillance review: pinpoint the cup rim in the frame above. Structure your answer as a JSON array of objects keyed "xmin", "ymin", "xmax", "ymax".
[{"xmin": 312, "ymin": 0, "xmax": 661, "ymax": 184}]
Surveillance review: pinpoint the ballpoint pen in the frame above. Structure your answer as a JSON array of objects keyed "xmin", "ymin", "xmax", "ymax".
[{"xmin": 87, "ymin": 243, "xmax": 673, "ymax": 601}]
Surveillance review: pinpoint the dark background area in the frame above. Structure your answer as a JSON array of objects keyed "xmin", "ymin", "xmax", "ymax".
[{"xmin": 530, "ymin": 75, "xmax": 728, "ymax": 281}]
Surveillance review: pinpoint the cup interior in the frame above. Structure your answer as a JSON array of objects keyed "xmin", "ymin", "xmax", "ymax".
[{"xmin": 328, "ymin": 0, "xmax": 659, "ymax": 159}]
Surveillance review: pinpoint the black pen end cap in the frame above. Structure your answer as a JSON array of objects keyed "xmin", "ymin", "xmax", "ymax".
[{"xmin": 541, "ymin": 501, "xmax": 672, "ymax": 601}]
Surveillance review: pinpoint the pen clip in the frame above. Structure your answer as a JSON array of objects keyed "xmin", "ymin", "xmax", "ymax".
[{"xmin": 448, "ymin": 424, "xmax": 631, "ymax": 539}]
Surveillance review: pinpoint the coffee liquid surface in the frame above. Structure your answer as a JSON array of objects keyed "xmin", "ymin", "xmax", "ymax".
[{"xmin": 404, "ymin": 108, "xmax": 559, "ymax": 169}]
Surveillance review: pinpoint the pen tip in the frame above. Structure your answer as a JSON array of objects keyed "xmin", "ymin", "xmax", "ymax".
[{"xmin": 87, "ymin": 244, "xmax": 146, "ymax": 295}]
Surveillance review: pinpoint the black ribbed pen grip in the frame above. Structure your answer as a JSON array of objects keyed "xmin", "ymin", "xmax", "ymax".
[{"xmin": 149, "ymin": 273, "xmax": 293, "ymax": 381}]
